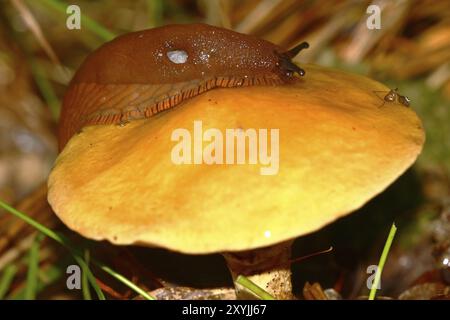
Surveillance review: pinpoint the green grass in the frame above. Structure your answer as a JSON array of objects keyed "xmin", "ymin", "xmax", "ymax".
[
  {"xmin": 38, "ymin": 0, "xmax": 116, "ymax": 41},
  {"xmin": 81, "ymin": 249, "xmax": 92, "ymax": 300},
  {"xmin": 235, "ymin": 275, "xmax": 275, "ymax": 300},
  {"xmin": 29, "ymin": 58, "xmax": 60, "ymax": 120},
  {"xmin": 24, "ymin": 233, "xmax": 45, "ymax": 299},
  {"xmin": 0, "ymin": 264, "xmax": 18, "ymax": 299},
  {"xmin": 369, "ymin": 223, "xmax": 397, "ymax": 300},
  {"xmin": 9, "ymin": 263, "xmax": 63, "ymax": 300},
  {"xmin": 146, "ymin": 0, "xmax": 164, "ymax": 28},
  {"xmin": 0, "ymin": 198, "xmax": 155, "ymax": 300},
  {"xmin": 74, "ymin": 254, "xmax": 105, "ymax": 300}
]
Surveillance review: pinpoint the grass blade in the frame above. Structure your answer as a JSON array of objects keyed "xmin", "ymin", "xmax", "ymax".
[
  {"xmin": 81, "ymin": 249, "xmax": 92, "ymax": 300},
  {"xmin": 39, "ymin": 0, "xmax": 116, "ymax": 41},
  {"xmin": 0, "ymin": 198, "xmax": 154, "ymax": 300},
  {"xmin": 146, "ymin": 0, "xmax": 164, "ymax": 27},
  {"xmin": 9, "ymin": 259, "xmax": 65, "ymax": 299},
  {"xmin": 74, "ymin": 255, "xmax": 105, "ymax": 300},
  {"xmin": 0, "ymin": 199, "xmax": 68, "ymax": 245},
  {"xmin": 98, "ymin": 263, "xmax": 154, "ymax": 300},
  {"xmin": 29, "ymin": 58, "xmax": 60, "ymax": 120},
  {"xmin": 235, "ymin": 275, "xmax": 275, "ymax": 300},
  {"xmin": 369, "ymin": 222, "xmax": 397, "ymax": 300},
  {"xmin": 0, "ymin": 264, "xmax": 18, "ymax": 299},
  {"xmin": 24, "ymin": 233, "xmax": 45, "ymax": 299}
]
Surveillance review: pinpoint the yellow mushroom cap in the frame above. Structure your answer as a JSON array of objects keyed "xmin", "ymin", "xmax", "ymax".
[{"xmin": 47, "ymin": 65, "xmax": 425, "ymax": 254}]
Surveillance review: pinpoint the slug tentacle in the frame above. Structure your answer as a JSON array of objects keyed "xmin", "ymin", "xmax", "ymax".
[
  {"xmin": 284, "ymin": 41, "xmax": 310, "ymax": 59},
  {"xmin": 276, "ymin": 41, "xmax": 309, "ymax": 78},
  {"xmin": 277, "ymin": 54, "xmax": 306, "ymax": 77}
]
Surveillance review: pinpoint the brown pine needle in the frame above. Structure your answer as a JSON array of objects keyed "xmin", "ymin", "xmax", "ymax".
[
  {"xmin": 289, "ymin": 246, "xmax": 334, "ymax": 264},
  {"xmin": 10, "ymin": 0, "xmax": 61, "ymax": 66}
]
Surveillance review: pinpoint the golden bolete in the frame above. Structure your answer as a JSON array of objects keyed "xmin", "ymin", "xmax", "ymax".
[{"xmin": 49, "ymin": 56, "xmax": 424, "ymax": 298}]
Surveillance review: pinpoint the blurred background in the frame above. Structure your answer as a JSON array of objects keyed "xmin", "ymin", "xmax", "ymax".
[{"xmin": 0, "ymin": 0, "xmax": 449, "ymax": 300}]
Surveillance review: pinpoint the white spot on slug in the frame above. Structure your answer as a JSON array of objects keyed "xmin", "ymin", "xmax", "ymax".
[
  {"xmin": 264, "ymin": 230, "xmax": 271, "ymax": 238},
  {"xmin": 199, "ymin": 51, "xmax": 210, "ymax": 63},
  {"xmin": 167, "ymin": 50, "xmax": 188, "ymax": 64}
]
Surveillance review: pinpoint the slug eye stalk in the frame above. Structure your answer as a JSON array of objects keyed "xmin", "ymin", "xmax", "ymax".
[
  {"xmin": 276, "ymin": 42, "xmax": 309, "ymax": 77},
  {"xmin": 285, "ymin": 42, "xmax": 310, "ymax": 59}
]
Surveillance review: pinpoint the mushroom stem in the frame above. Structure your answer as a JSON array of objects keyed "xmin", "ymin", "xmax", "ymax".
[{"xmin": 222, "ymin": 240, "xmax": 294, "ymax": 300}]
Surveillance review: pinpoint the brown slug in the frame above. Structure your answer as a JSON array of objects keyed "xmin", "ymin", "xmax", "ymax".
[{"xmin": 59, "ymin": 23, "xmax": 309, "ymax": 149}]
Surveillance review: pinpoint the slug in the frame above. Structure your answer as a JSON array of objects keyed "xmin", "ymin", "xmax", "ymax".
[{"xmin": 59, "ymin": 23, "xmax": 309, "ymax": 149}]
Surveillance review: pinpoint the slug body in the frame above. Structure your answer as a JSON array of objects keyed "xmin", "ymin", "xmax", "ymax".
[{"xmin": 60, "ymin": 23, "xmax": 308, "ymax": 149}]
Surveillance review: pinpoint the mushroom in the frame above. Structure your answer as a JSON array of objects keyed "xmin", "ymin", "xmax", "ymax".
[{"xmin": 48, "ymin": 28, "xmax": 425, "ymax": 299}]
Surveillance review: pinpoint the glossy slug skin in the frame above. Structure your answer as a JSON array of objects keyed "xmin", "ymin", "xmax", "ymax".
[{"xmin": 59, "ymin": 23, "xmax": 308, "ymax": 149}]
